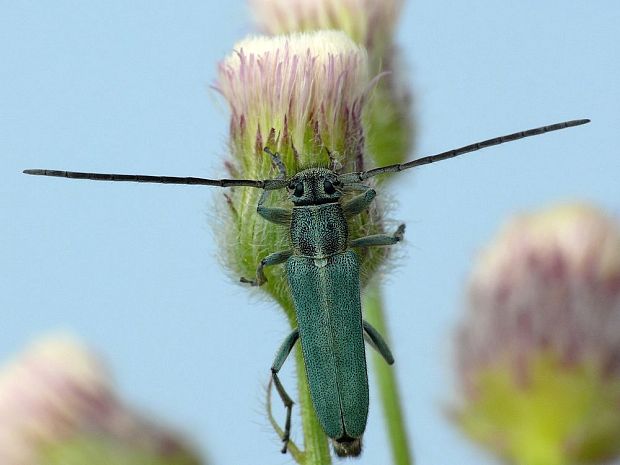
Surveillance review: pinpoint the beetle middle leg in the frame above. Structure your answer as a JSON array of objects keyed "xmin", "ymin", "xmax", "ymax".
[
  {"xmin": 240, "ymin": 249, "xmax": 292, "ymax": 286},
  {"xmin": 342, "ymin": 184, "xmax": 377, "ymax": 218},
  {"xmin": 270, "ymin": 328, "xmax": 299, "ymax": 453},
  {"xmin": 256, "ymin": 188, "xmax": 292, "ymax": 226},
  {"xmin": 349, "ymin": 224, "xmax": 406, "ymax": 248}
]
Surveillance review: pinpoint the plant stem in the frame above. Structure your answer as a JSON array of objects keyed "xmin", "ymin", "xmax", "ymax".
[
  {"xmin": 364, "ymin": 282, "xmax": 414, "ymax": 465},
  {"xmin": 294, "ymin": 346, "xmax": 332, "ymax": 465}
]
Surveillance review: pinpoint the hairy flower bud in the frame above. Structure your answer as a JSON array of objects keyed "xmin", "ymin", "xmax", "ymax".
[
  {"xmin": 250, "ymin": 0, "xmax": 402, "ymax": 56},
  {"xmin": 0, "ymin": 335, "xmax": 202, "ymax": 465},
  {"xmin": 214, "ymin": 31, "xmax": 389, "ymax": 316},
  {"xmin": 454, "ymin": 204, "xmax": 620, "ymax": 465},
  {"xmin": 249, "ymin": 0, "xmax": 413, "ymax": 170}
]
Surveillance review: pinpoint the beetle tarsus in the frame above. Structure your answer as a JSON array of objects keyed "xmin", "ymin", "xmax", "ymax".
[
  {"xmin": 239, "ymin": 276, "xmax": 265, "ymax": 286},
  {"xmin": 270, "ymin": 370, "xmax": 294, "ymax": 454},
  {"xmin": 394, "ymin": 223, "xmax": 406, "ymax": 241},
  {"xmin": 263, "ymin": 147, "xmax": 287, "ymax": 179},
  {"xmin": 239, "ymin": 270, "xmax": 267, "ymax": 286}
]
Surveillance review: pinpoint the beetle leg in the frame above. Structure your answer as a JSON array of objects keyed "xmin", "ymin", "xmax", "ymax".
[
  {"xmin": 240, "ymin": 250, "xmax": 292, "ymax": 286},
  {"xmin": 263, "ymin": 147, "xmax": 287, "ymax": 179},
  {"xmin": 270, "ymin": 329, "xmax": 299, "ymax": 453},
  {"xmin": 256, "ymin": 189, "xmax": 292, "ymax": 226},
  {"xmin": 256, "ymin": 147, "xmax": 291, "ymax": 226},
  {"xmin": 349, "ymin": 224, "xmax": 406, "ymax": 248},
  {"xmin": 342, "ymin": 185, "xmax": 376, "ymax": 218},
  {"xmin": 255, "ymin": 148, "xmax": 291, "ymax": 225},
  {"xmin": 272, "ymin": 329, "xmax": 299, "ymax": 372},
  {"xmin": 363, "ymin": 320, "xmax": 395, "ymax": 365},
  {"xmin": 257, "ymin": 205, "xmax": 291, "ymax": 225}
]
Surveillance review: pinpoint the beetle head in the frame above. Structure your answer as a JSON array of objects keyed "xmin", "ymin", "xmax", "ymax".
[{"xmin": 287, "ymin": 168, "xmax": 343, "ymax": 206}]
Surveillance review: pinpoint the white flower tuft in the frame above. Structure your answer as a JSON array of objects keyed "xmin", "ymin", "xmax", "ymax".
[
  {"xmin": 216, "ymin": 31, "xmax": 369, "ymax": 172},
  {"xmin": 248, "ymin": 0, "xmax": 413, "ymax": 171}
]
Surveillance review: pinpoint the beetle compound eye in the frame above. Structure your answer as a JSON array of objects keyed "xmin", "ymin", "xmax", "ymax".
[
  {"xmin": 294, "ymin": 183, "xmax": 304, "ymax": 197},
  {"xmin": 324, "ymin": 179, "xmax": 336, "ymax": 195}
]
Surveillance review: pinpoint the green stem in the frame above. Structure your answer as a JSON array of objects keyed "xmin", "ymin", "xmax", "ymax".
[
  {"xmin": 294, "ymin": 345, "xmax": 332, "ymax": 465},
  {"xmin": 364, "ymin": 282, "xmax": 414, "ymax": 465}
]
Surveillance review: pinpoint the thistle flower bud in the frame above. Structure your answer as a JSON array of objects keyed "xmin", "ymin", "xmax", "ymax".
[
  {"xmin": 249, "ymin": 0, "xmax": 413, "ymax": 169},
  {"xmin": 454, "ymin": 204, "xmax": 620, "ymax": 465},
  {"xmin": 0, "ymin": 335, "xmax": 202, "ymax": 465},
  {"xmin": 214, "ymin": 31, "xmax": 389, "ymax": 316}
]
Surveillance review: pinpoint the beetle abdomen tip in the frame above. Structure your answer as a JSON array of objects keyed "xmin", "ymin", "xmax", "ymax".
[{"xmin": 332, "ymin": 435, "xmax": 363, "ymax": 457}]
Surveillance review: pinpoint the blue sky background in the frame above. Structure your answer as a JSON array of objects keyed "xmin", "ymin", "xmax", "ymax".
[{"xmin": 1, "ymin": 1, "xmax": 618, "ymax": 464}]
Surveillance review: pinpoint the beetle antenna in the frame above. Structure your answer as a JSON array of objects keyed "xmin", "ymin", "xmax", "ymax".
[
  {"xmin": 354, "ymin": 118, "xmax": 590, "ymax": 181},
  {"xmin": 22, "ymin": 169, "xmax": 268, "ymax": 188}
]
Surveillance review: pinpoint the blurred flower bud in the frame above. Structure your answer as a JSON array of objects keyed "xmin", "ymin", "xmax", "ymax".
[
  {"xmin": 214, "ymin": 31, "xmax": 389, "ymax": 316},
  {"xmin": 0, "ymin": 335, "xmax": 203, "ymax": 465},
  {"xmin": 454, "ymin": 204, "xmax": 620, "ymax": 465},
  {"xmin": 250, "ymin": 0, "xmax": 401, "ymax": 57},
  {"xmin": 249, "ymin": 0, "xmax": 414, "ymax": 170}
]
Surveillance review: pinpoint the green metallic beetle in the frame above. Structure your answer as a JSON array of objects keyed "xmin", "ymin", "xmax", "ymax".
[
  {"xmin": 24, "ymin": 119, "xmax": 589, "ymax": 457},
  {"xmin": 242, "ymin": 163, "xmax": 404, "ymax": 457}
]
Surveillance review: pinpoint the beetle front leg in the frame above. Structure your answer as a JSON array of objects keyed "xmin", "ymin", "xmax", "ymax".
[
  {"xmin": 263, "ymin": 147, "xmax": 287, "ymax": 179},
  {"xmin": 257, "ymin": 188, "xmax": 291, "ymax": 226},
  {"xmin": 256, "ymin": 148, "xmax": 291, "ymax": 225},
  {"xmin": 349, "ymin": 224, "xmax": 406, "ymax": 248},
  {"xmin": 240, "ymin": 250, "xmax": 292, "ymax": 286},
  {"xmin": 342, "ymin": 184, "xmax": 376, "ymax": 218},
  {"xmin": 270, "ymin": 329, "xmax": 299, "ymax": 453}
]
